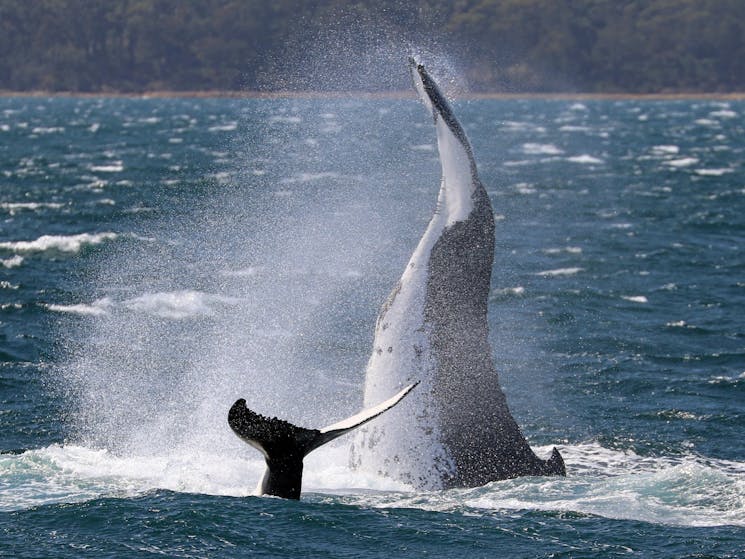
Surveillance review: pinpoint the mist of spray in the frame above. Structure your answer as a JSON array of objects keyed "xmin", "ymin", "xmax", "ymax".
[{"xmin": 58, "ymin": 32, "xmax": 463, "ymax": 493}]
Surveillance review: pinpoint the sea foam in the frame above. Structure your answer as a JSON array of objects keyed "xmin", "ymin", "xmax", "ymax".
[
  {"xmin": 0, "ymin": 232, "xmax": 117, "ymax": 253},
  {"xmin": 5, "ymin": 442, "xmax": 739, "ymax": 528}
]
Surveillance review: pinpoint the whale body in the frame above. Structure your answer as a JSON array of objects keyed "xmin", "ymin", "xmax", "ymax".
[
  {"xmin": 229, "ymin": 383, "xmax": 417, "ymax": 499},
  {"xmin": 352, "ymin": 60, "xmax": 565, "ymax": 489}
]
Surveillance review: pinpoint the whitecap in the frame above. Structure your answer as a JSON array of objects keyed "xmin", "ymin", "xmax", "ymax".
[
  {"xmin": 491, "ymin": 286, "xmax": 525, "ymax": 297},
  {"xmin": 694, "ymin": 168, "xmax": 733, "ymax": 177},
  {"xmin": 694, "ymin": 118, "xmax": 718, "ymax": 126},
  {"xmin": 0, "ymin": 232, "xmax": 117, "ymax": 254},
  {"xmin": 709, "ymin": 109, "xmax": 737, "ymax": 118},
  {"xmin": 651, "ymin": 145, "xmax": 679, "ymax": 155},
  {"xmin": 567, "ymin": 154, "xmax": 604, "ymax": 164},
  {"xmin": 622, "ymin": 295, "xmax": 648, "ymax": 303},
  {"xmin": 665, "ymin": 157, "xmax": 700, "ymax": 168},
  {"xmin": 31, "ymin": 126, "xmax": 64, "ymax": 134},
  {"xmin": 123, "ymin": 290, "xmax": 240, "ymax": 320},
  {"xmin": 3, "ymin": 441, "xmax": 744, "ymax": 528},
  {"xmin": 514, "ymin": 183, "xmax": 536, "ymax": 194},
  {"xmin": 559, "ymin": 125, "xmax": 591, "ymax": 132},
  {"xmin": 45, "ymin": 298, "xmax": 113, "ymax": 316},
  {"xmin": 522, "ymin": 143, "xmax": 563, "ymax": 155},
  {"xmin": 0, "ymin": 444, "xmax": 262, "ymax": 511},
  {"xmin": 337, "ymin": 443, "xmax": 745, "ymax": 528},
  {"xmin": 542, "ymin": 246, "xmax": 583, "ymax": 255},
  {"xmin": 536, "ymin": 267, "xmax": 583, "ymax": 277},
  {"xmin": 90, "ymin": 162, "xmax": 124, "ymax": 173},
  {"xmin": 0, "ymin": 202, "xmax": 64, "ymax": 214},
  {"xmin": 1, "ymin": 255, "xmax": 24, "ymax": 268},
  {"xmin": 569, "ymin": 102, "xmax": 588, "ymax": 111},
  {"xmin": 501, "ymin": 121, "xmax": 546, "ymax": 133},
  {"xmin": 208, "ymin": 122, "xmax": 238, "ymax": 132}
]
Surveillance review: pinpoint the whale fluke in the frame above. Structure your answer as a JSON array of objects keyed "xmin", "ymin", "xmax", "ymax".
[{"xmin": 228, "ymin": 382, "xmax": 418, "ymax": 499}]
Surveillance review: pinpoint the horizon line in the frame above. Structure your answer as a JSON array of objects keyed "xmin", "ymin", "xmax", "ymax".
[{"xmin": 2, "ymin": 89, "xmax": 745, "ymax": 101}]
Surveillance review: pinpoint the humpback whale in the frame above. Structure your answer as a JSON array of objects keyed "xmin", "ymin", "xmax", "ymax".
[
  {"xmin": 228, "ymin": 383, "xmax": 417, "ymax": 499},
  {"xmin": 353, "ymin": 59, "xmax": 565, "ymax": 489}
]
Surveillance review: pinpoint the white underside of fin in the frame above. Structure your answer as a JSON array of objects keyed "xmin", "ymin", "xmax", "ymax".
[{"xmin": 322, "ymin": 383, "xmax": 417, "ymax": 434}]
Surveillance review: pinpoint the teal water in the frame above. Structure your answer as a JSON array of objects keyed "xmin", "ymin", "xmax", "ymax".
[{"xmin": 0, "ymin": 96, "xmax": 743, "ymax": 557}]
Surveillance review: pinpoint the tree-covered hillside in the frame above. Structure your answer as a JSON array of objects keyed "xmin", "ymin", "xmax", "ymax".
[{"xmin": 1, "ymin": 0, "xmax": 744, "ymax": 93}]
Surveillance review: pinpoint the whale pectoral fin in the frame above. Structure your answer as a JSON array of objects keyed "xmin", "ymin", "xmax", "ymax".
[
  {"xmin": 308, "ymin": 382, "xmax": 419, "ymax": 453},
  {"xmin": 228, "ymin": 399, "xmax": 320, "ymax": 457}
]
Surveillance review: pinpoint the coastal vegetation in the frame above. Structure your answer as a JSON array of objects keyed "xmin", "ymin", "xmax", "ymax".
[{"xmin": 1, "ymin": 0, "xmax": 743, "ymax": 93}]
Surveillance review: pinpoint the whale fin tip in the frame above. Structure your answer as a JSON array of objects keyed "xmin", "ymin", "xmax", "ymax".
[{"xmin": 546, "ymin": 447, "xmax": 566, "ymax": 476}]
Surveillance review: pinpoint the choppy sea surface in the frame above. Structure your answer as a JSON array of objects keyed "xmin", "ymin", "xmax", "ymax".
[{"xmin": 0, "ymin": 95, "xmax": 743, "ymax": 557}]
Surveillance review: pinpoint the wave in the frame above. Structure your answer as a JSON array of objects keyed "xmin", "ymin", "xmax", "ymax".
[
  {"xmin": 536, "ymin": 267, "xmax": 583, "ymax": 277},
  {"xmin": 90, "ymin": 163, "xmax": 124, "ymax": 173},
  {"xmin": 45, "ymin": 291, "xmax": 240, "ymax": 320},
  {"xmin": 621, "ymin": 295, "xmax": 648, "ymax": 303},
  {"xmin": 522, "ymin": 143, "xmax": 563, "ymax": 155},
  {"xmin": 2, "ymin": 442, "xmax": 742, "ymax": 527},
  {"xmin": 559, "ymin": 125, "xmax": 591, "ymax": 132},
  {"xmin": 0, "ymin": 202, "xmax": 64, "ymax": 214},
  {"xmin": 490, "ymin": 286, "xmax": 525, "ymax": 298},
  {"xmin": 665, "ymin": 157, "xmax": 699, "ymax": 168},
  {"xmin": 30, "ymin": 126, "xmax": 64, "ymax": 134},
  {"xmin": 694, "ymin": 168, "xmax": 733, "ymax": 177},
  {"xmin": 709, "ymin": 109, "xmax": 737, "ymax": 119},
  {"xmin": 123, "ymin": 290, "xmax": 240, "ymax": 320},
  {"xmin": 207, "ymin": 122, "xmax": 238, "ymax": 132},
  {"xmin": 1, "ymin": 255, "xmax": 24, "ymax": 268},
  {"xmin": 0, "ymin": 232, "xmax": 117, "ymax": 254},
  {"xmin": 45, "ymin": 298, "xmax": 113, "ymax": 316},
  {"xmin": 567, "ymin": 154, "xmax": 604, "ymax": 165},
  {"xmin": 338, "ymin": 443, "xmax": 745, "ymax": 528},
  {"xmin": 501, "ymin": 121, "xmax": 547, "ymax": 133},
  {"xmin": 542, "ymin": 246, "xmax": 583, "ymax": 255},
  {"xmin": 651, "ymin": 145, "xmax": 679, "ymax": 155}
]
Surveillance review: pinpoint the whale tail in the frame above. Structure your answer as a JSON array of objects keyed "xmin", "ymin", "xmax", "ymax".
[{"xmin": 228, "ymin": 382, "xmax": 418, "ymax": 499}]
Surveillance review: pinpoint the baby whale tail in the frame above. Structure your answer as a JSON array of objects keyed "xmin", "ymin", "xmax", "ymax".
[{"xmin": 228, "ymin": 383, "xmax": 418, "ymax": 499}]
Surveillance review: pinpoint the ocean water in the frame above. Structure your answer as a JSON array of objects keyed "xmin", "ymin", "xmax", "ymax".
[{"xmin": 0, "ymin": 95, "xmax": 743, "ymax": 557}]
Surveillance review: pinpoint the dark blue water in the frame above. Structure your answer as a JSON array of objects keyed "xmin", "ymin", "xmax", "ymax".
[{"xmin": 0, "ymin": 96, "xmax": 743, "ymax": 557}]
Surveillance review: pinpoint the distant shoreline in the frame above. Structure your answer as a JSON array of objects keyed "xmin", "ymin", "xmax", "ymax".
[{"xmin": 2, "ymin": 90, "xmax": 745, "ymax": 101}]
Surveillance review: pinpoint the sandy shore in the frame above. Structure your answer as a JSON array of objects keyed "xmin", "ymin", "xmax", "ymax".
[{"xmin": 1, "ymin": 89, "xmax": 745, "ymax": 100}]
